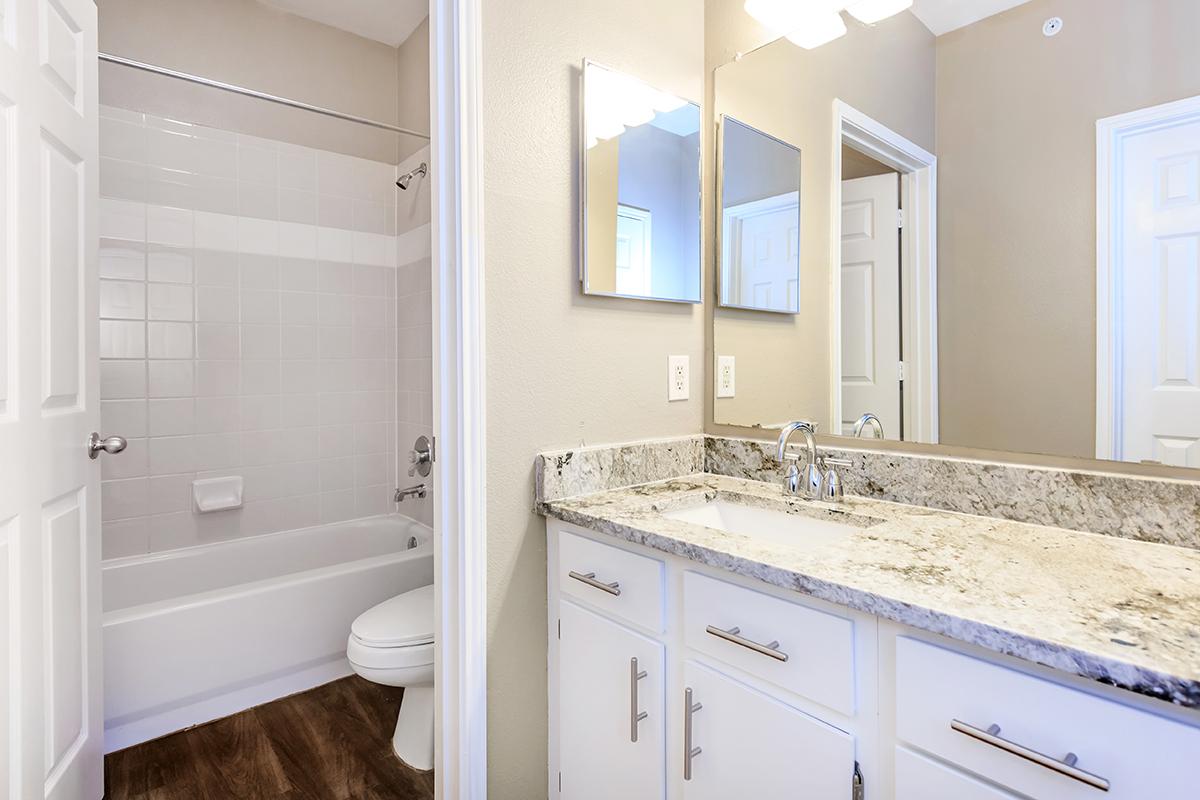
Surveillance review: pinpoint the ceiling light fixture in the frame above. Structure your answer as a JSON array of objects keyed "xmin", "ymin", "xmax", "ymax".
[
  {"xmin": 785, "ymin": 10, "xmax": 849, "ymax": 49},
  {"xmin": 744, "ymin": 0, "xmax": 913, "ymax": 49},
  {"xmin": 845, "ymin": 0, "xmax": 913, "ymax": 24}
]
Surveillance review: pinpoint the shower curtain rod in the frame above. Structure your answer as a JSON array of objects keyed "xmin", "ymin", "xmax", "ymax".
[{"xmin": 99, "ymin": 52, "xmax": 431, "ymax": 140}]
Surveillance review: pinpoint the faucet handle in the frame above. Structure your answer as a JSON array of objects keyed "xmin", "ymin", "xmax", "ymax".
[{"xmin": 820, "ymin": 468, "xmax": 843, "ymax": 502}]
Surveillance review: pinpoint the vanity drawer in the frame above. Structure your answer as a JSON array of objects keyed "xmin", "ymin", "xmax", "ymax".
[
  {"xmin": 558, "ymin": 531, "xmax": 664, "ymax": 632},
  {"xmin": 895, "ymin": 636, "xmax": 1200, "ymax": 799},
  {"xmin": 895, "ymin": 746, "xmax": 1019, "ymax": 799},
  {"xmin": 682, "ymin": 571, "xmax": 855, "ymax": 715}
]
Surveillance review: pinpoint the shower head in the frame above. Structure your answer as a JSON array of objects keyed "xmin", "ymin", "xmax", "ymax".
[{"xmin": 396, "ymin": 162, "xmax": 428, "ymax": 190}]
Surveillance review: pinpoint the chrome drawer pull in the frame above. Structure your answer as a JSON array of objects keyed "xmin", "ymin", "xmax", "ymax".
[
  {"xmin": 567, "ymin": 570, "xmax": 621, "ymax": 596},
  {"xmin": 630, "ymin": 657, "xmax": 648, "ymax": 742},
  {"xmin": 683, "ymin": 687, "xmax": 702, "ymax": 781},
  {"xmin": 705, "ymin": 624, "xmax": 789, "ymax": 662},
  {"xmin": 950, "ymin": 720, "xmax": 1110, "ymax": 792}
]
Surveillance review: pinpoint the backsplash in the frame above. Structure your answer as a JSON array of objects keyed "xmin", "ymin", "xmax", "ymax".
[
  {"xmin": 536, "ymin": 435, "xmax": 1200, "ymax": 550},
  {"xmin": 98, "ymin": 105, "xmax": 431, "ymax": 558}
]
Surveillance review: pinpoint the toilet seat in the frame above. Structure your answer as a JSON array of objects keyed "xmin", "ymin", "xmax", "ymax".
[{"xmin": 351, "ymin": 584, "xmax": 434, "ymax": 648}]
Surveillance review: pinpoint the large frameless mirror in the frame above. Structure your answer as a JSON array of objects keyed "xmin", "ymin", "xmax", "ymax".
[
  {"xmin": 710, "ymin": 0, "xmax": 1200, "ymax": 472},
  {"xmin": 718, "ymin": 115, "xmax": 802, "ymax": 313},
  {"xmin": 581, "ymin": 60, "xmax": 702, "ymax": 303}
]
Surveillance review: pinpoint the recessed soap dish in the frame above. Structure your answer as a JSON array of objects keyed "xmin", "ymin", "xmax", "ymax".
[{"xmin": 193, "ymin": 476, "xmax": 243, "ymax": 513}]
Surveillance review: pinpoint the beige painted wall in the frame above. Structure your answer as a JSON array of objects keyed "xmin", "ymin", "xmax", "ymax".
[
  {"xmin": 482, "ymin": 0, "xmax": 704, "ymax": 795},
  {"xmin": 99, "ymin": 0, "xmax": 428, "ymax": 162},
  {"xmin": 842, "ymin": 144, "xmax": 895, "ymax": 180},
  {"xmin": 936, "ymin": 0, "xmax": 1200, "ymax": 458},
  {"xmin": 711, "ymin": 13, "xmax": 934, "ymax": 430}
]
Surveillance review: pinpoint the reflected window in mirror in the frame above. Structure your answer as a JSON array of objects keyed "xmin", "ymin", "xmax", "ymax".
[
  {"xmin": 718, "ymin": 116, "xmax": 801, "ymax": 313},
  {"xmin": 581, "ymin": 61, "xmax": 702, "ymax": 303}
]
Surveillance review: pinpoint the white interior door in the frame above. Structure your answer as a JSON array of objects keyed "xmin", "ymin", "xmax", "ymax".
[
  {"xmin": 840, "ymin": 173, "xmax": 901, "ymax": 437},
  {"xmin": 723, "ymin": 192, "xmax": 799, "ymax": 311},
  {"xmin": 1116, "ymin": 113, "xmax": 1200, "ymax": 466},
  {"xmin": 0, "ymin": 1, "xmax": 104, "ymax": 797},
  {"xmin": 558, "ymin": 600, "xmax": 665, "ymax": 800},
  {"xmin": 615, "ymin": 204, "xmax": 652, "ymax": 297}
]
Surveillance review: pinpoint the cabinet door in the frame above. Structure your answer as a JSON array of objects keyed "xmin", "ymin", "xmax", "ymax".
[
  {"xmin": 559, "ymin": 600, "xmax": 665, "ymax": 799},
  {"xmin": 682, "ymin": 660, "xmax": 855, "ymax": 800},
  {"xmin": 895, "ymin": 746, "xmax": 1020, "ymax": 799}
]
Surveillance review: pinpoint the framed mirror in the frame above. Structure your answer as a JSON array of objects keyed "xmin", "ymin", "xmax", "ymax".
[
  {"xmin": 717, "ymin": 116, "xmax": 802, "ymax": 313},
  {"xmin": 581, "ymin": 60, "xmax": 702, "ymax": 303},
  {"xmin": 711, "ymin": 0, "xmax": 1200, "ymax": 471}
]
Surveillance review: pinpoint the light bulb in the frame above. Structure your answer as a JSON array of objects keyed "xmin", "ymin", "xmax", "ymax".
[
  {"xmin": 744, "ymin": 0, "xmax": 843, "ymax": 33},
  {"xmin": 784, "ymin": 10, "xmax": 847, "ymax": 49},
  {"xmin": 845, "ymin": 0, "xmax": 912, "ymax": 24}
]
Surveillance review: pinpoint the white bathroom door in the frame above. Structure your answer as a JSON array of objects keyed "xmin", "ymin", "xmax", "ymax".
[
  {"xmin": 840, "ymin": 174, "xmax": 901, "ymax": 438},
  {"xmin": 1115, "ymin": 111, "xmax": 1200, "ymax": 466},
  {"xmin": 0, "ymin": 1, "xmax": 104, "ymax": 798},
  {"xmin": 723, "ymin": 192, "xmax": 799, "ymax": 310}
]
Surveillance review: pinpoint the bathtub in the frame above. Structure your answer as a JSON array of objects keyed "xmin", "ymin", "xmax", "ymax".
[{"xmin": 102, "ymin": 514, "xmax": 432, "ymax": 753}]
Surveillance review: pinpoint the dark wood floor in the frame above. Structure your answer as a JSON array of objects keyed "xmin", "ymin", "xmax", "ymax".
[{"xmin": 105, "ymin": 676, "xmax": 434, "ymax": 800}]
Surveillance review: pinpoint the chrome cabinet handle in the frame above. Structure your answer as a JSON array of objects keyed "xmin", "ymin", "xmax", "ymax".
[
  {"xmin": 950, "ymin": 720, "xmax": 1110, "ymax": 792},
  {"xmin": 87, "ymin": 433, "xmax": 127, "ymax": 460},
  {"xmin": 705, "ymin": 624, "xmax": 788, "ymax": 662},
  {"xmin": 629, "ymin": 657, "xmax": 648, "ymax": 742},
  {"xmin": 567, "ymin": 570, "xmax": 621, "ymax": 596},
  {"xmin": 683, "ymin": 687, "xmax": 702, "ymax": 780}
]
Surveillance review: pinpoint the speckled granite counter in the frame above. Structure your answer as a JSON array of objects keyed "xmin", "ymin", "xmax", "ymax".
[{"xmin": 540, "ymin": 472, "xmax": 1200, "ymax": 708}]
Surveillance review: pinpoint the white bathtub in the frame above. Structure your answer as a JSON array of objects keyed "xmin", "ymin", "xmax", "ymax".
[{"xmin": 102, "ymin": 514, "xmax": 432, "ymax": 753}]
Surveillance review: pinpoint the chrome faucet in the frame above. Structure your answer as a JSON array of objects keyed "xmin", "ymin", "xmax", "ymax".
[
  {"xmin": 776, "ymin": 421, "xmax": 822, "ymax": 498},
  {"xmin": 395, "ymin": 484, "xmax": 427, "ymax": 502},
  {"xmin": 852, "ymin": 413, "xmax": 885, "ymax": 439}
]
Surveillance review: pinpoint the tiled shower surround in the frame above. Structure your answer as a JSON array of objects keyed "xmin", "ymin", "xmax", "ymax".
[{"xmin": 97, "ymin": 105, "xmax": 431, "ymax": 559}]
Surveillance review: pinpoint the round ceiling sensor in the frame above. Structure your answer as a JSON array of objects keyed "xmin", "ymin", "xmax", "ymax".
[{"xmin": 1043, "ymin": 17, "xmax": 1064, "ymax": 37}]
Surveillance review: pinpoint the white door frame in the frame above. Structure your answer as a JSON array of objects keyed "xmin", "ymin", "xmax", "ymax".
[
  {"xmin": 430, "ymin": 0, "xmax": 487, "ymax": 797},
  {"xmin": 830, "ymin": 100, "xmax": 938, "ymax": 443},
  {"xmin": 1095, "ymin": 93, "xmax": 1200, "ymax": 461}
]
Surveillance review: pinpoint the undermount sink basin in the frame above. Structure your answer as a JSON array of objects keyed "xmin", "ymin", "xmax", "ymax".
[{"xmin": 662, "ymin": 497, "xmax": 872, "ymax": 547}]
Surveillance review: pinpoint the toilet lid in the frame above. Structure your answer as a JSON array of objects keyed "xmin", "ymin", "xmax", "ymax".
[{"xmin": 351, "ymin": 584, "xmax": 435, "ymax": 647}]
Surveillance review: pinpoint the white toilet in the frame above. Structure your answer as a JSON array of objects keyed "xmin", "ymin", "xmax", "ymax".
[{"xmin": 347, "ymin": 584, "xmax": 435, "ymax": 770}]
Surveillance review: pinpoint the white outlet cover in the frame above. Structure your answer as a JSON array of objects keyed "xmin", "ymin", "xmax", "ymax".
[
  {"xmin": 716, "ymin": 355, "xmax": 735, "ymax": 398},
  {"xmin": 668, "ymin": 355, "xmax": 689, "ymax": 401}
]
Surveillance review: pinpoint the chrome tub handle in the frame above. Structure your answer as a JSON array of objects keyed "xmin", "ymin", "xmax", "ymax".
[
  {"xmin": 705, "ymin": 624, "xmax": 788, "ymax": 662},
  {"xmin": 567, "ymin": 570, "xmax": 621, "ymax": 596},
  {"xmin": 950, "ymin": 719, "xmax": 1109, "ymax": 792}
]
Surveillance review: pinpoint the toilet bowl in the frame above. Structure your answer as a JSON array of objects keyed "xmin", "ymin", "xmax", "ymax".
[{"xmin": 347, "ymin": 583, "xmax": 435, "ymax": 770}]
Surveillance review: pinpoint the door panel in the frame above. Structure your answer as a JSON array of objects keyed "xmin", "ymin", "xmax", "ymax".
[
  {"xmin": 1119, "ymin": 116, "xmax": 1200, "ymax": 466},
  {"xmin": 682, "ymin": 660, "xmax": 854, "ymax": 799},
  {"xmin": 0, "ymin": 0, "xmax": 102, "ymax": 796},
  {"xmin": 559, "ymin": 600, "xmax": 665, "ymax": 800},
  {"xmin": 841, "ymin": 173, "xmax": 901, "ymax": 438},
  {"xmin": 723, "ymin": 193, "xmax": 799, "ymax": 312}
]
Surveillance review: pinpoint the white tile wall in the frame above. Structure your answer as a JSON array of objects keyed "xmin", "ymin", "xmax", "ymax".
[{"xmin": 98, "ymin": 105, "xmax": 429, "ymax": 559}]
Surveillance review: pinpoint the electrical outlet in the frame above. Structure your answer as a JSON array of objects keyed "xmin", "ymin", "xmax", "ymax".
[
  {"xmin": 668, "ymin": 355, "xmax": 689, "ymax": 401},
  {"xmin": 716, "ymin": 355, "xmax": 735, "ymax": 398}
]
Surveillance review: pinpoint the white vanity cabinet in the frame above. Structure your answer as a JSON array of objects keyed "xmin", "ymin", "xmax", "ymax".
[
  {"xmin": 681, "ymin": 659, "xmax": 855, "ymax": 798},
  {"xmin": 558, "ymin": 600, "xmax": 666, "ymax": 800},
  {"xmin": 548, "ymin": 520, "xmax": 1200, "ymax": 799},
  {"xmin": 550, "ymin": 524, "xmax": 870, "ymax": 800}
]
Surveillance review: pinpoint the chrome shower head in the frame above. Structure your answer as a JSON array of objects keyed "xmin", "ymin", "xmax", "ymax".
[{"xmin": 396, "ymin": 161, "xmax": 428, "ymax": 190}]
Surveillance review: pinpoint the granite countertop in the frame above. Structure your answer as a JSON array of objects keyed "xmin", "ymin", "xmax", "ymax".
[{"xmin": 539, "ymin": 473, "xmax": 1200, "ymax": 708}]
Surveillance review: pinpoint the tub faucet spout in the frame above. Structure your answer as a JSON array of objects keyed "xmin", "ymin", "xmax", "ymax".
[{"xmin": 395, "ymin": 484, "xmax": 427, "ymax": 502}]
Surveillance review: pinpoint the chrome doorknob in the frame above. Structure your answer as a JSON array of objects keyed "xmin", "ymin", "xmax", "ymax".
[{"xmin": 88, "ymin": 433, "xmax": 127, "ymax": 460}]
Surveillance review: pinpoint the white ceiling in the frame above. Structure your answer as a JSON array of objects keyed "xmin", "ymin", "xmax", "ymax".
[
  {"xmin": 258, "ymin": 0, "xmax": 428, "ymax": 48},
  {"xmin": 910, "ymin": 0, "xmax": 1034, "ymax": 36}
]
